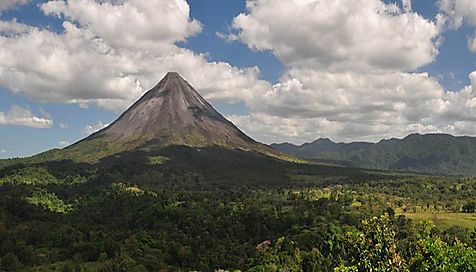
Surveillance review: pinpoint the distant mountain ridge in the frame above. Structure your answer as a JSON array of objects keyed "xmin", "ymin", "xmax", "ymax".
[{"xmin": 271, "ymin": 133, "xmax": 476, "ymax": 175}]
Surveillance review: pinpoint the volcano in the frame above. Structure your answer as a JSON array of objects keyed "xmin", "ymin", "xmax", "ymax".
[{"xmin": 66, "ymin": 72, "xmax": 277, "ymax": 160}]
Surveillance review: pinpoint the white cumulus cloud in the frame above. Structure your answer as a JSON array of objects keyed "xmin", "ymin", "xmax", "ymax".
[
  {"xmin": 224, "ymin": 0, "xmax": 476, "ymax": 143},
  {"xmin": 469, "ymin": 71, "xmax": 476, "ymax": 94},
  {"xmin": 231, "ymin": 71, "xmax": 476, "ymax": 143},
  {"xmin": 0, "ymin": 0, "xmax": 268, "ymax": 112},
  {"xmin": 41, "ymin": 0, "xmax": 202, "ymax": 51},
  {"xmin": 231, "ymin": 0, "xmax": 440, "ymax": 72},
  {"xmin": 439, "ymin": 0, "xmax": 476, "ymax": 28},
  {"xmin": 0, "ymin": 105, "xmax": 53, "ymax": 128},
  {"xmin": 439, "ymin": 0, "xmax": 476, "ymax": 52},
  {"xmin": 0, "ymin": 0, "xmax": 30, "ymax": 12}
]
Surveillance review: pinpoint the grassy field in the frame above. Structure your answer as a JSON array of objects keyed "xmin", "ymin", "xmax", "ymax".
[{"xmin": 398, "ymin": 211, "xmax": 476, "ymax": 229}]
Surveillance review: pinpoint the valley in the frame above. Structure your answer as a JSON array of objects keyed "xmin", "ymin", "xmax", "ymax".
[{"xmin": 0, "ymin": 155, "xmax": 475, "ymax": 271}]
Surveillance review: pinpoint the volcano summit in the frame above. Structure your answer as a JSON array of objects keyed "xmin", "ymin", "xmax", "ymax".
[{"xmin": 66, "ymin": 72, "xmax": 276, "ymax": 160}]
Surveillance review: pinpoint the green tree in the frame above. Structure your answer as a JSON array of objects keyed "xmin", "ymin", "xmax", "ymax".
[
  {"xmin": 462, "ymin": 202, "xmax": 475, "ymax": 213},
  {"xmin": 100, "ymin": 254, "xmax": 147, "ymax": 272},
  {"xmin": 249, "ymin": 237, "xmax": 303, "ymax": 272},
  {"xmin": 1, "ymin": 253, "xmax": 21, "ymax": 272},
  {"xmin": 301, "ymin": 250, "xmax": 323, "ymax": 272},
  {"xmin": 408, "ymin": 221, "xmax": 476, "ymax": 271},
  {"xmin": 340, "ymin": 215, "xmax": 408, "ymax": 271}
]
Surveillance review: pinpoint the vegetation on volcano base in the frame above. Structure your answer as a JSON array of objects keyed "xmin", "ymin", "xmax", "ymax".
[{"xmin": 0, "ymin": 147, "xmax": 475, "ymax": 271}]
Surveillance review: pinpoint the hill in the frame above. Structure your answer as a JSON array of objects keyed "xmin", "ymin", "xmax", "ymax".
[{"xmin": 271, "ymin": 133, "xmax": 476, "ymax": 175}]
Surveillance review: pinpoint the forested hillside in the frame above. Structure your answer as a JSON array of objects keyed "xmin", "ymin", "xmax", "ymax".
[
  {"xmin": 272, "ymin": 133, "xmax": 476, "ymax": 175},
  {"xmin": 0, "ymin": 148, "xmax": 475, "ymax": 271}
]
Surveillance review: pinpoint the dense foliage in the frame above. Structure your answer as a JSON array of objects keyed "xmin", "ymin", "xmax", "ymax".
[
  {"xmin": 0, "ymin": 147, "xmax": 475, "ymax": 271},
  {"xmin": 272, "ymin": 133, "xmax": 476, "ymax": 175}
]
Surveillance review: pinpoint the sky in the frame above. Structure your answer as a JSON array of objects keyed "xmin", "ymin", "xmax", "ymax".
[{"xmin": 1, "ymin": 0, "xmax": 476, "ymax": 158}]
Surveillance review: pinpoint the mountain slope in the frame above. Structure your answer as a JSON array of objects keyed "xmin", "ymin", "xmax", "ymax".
[
  {"xmin": 63, "ymin": 72, "xmax": 278, "ymax": 161},
  {"xmin": 271, "ymin": 133, "xmax": 476, "ymax": 175}
]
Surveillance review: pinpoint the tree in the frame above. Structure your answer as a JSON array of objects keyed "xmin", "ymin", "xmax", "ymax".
[
  {"xmin": 301, "ymin": 250, "xmax": 323, "ymax": 272},
  {"xmin": 1, "ymin": 253, "xmax": 21, "ymax": 272},
  {"xmin": 462, "ymin": 202, "xmax": 475, "ymax": 213},
  {"xmin": 100, "ymin": 252, "xmax": 147, "ymax": 272},
  {"xmin": 339, "ymin": 215, "xmax": 408, "ymax": 271},
  {"xmin": 248, "ymin": 237, "xmax": 303, "ymax": 272},
  {"xmin": 386, "ymin": 207, "xmax": 395, "ymax": 218},
  {"xmin": 408, "ymin": 221, "xmax": 476, "ymax": 271}
]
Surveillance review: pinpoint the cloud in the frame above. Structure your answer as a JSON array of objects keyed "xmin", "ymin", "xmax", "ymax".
[
  {"xmin": 230, "ymin": 71, "xmax": 476, "ymax": 143},
  {"xmin": 41, "ymin": 0, "xmax": 202, "ymax": 51},
  {"xmin": 59, "ymin": 123, "xmax": 68, "ymax": 129},
  {"xmin": 439, "ymin": 0, "xmax": 476, "ymax": 28},
  {"xmin": 468, "ymin": 35, "xmax": 476, "ymax": 52},
  {"xmin": 231, "ymin": 111, "xmax": 476, "ymax": 144},
  {"xmin": 439, "ymin": 0, "xmax": 476, "ymax": 52},
  {"xmin": 0, "ymin": 149, "xmax": 6, "ymax": 154},
  {"xmin": 0, "ymin": 0, "xmax": 30, "ymax": 12},
  {"xmin": 221, "ymin": 0, "xmax": 476, "ymax": 143},
  {"xmin": 0, "ymin": 105, "xmax": 53, "ymax": 128},
  {"xmin": 216, "ymin": 31, "xmax": 238, "ymax": 43},
  {"xmin": 231, "ymin": 0, "xmax": 440, "ymax": 72},
  {"xmin": 402, "ymin": 0, "xmax": 412, "ymax": 13},
  {"xmin": 251, "ymin": 70, "xmax": 444, "ymax": 120},
  {"xmin": 470, "ymin": 71, "xmax": 476, "ymax": 90},
  {"xmin": 0, "ymin": 0, "xmax": 267, "ymax": 112},
  {"xmin": 58, "ymin": 140, "xmax": 70, "ymax": 147},
  {"xmin": 81, "ymin": 121, "xmax": 109, "ymax": 135}
]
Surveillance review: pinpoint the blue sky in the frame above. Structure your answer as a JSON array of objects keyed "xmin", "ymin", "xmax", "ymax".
[{"xmin": 1, "ymin": 0, "xmax": 476, "ymax": 158}]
